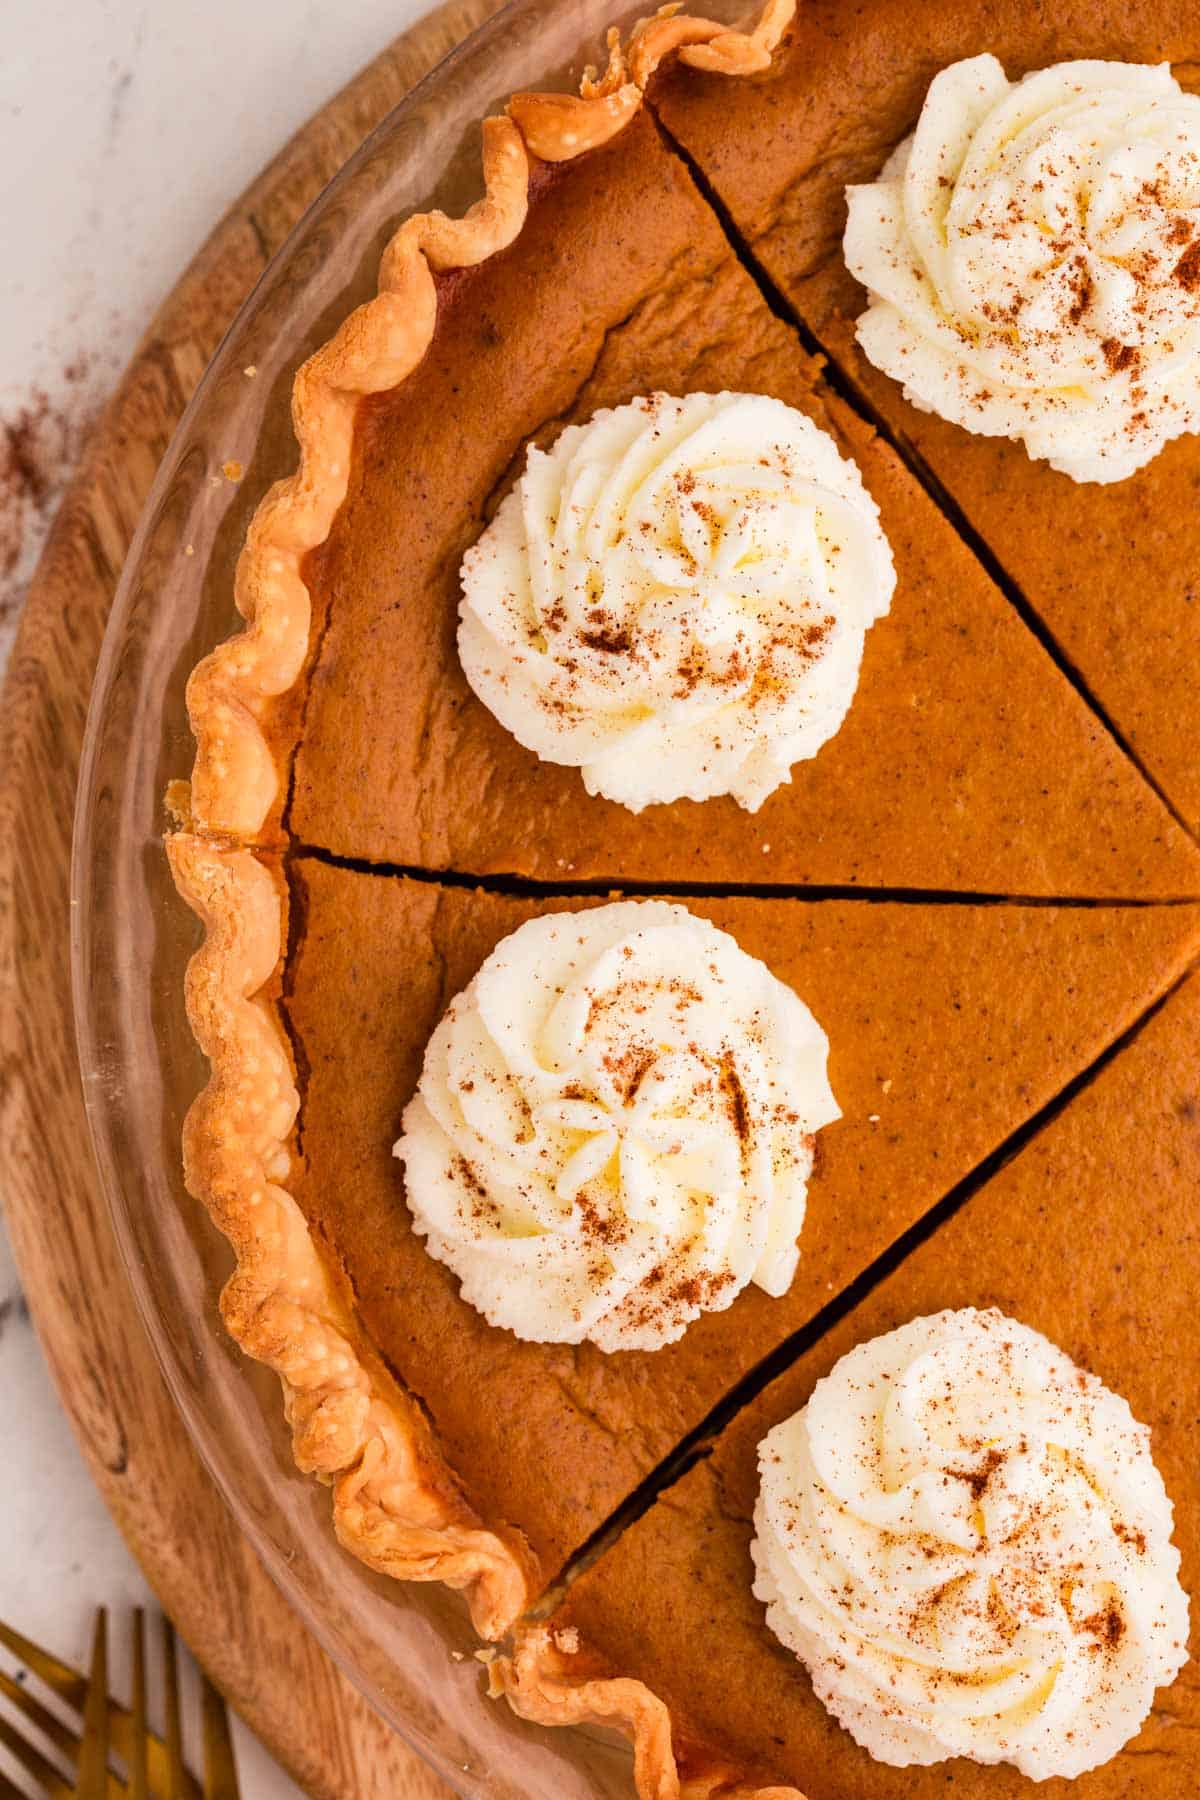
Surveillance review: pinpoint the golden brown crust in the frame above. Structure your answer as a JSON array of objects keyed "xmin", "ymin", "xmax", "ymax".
[
  {"xmin": 171, "ymin": 0, "xmax": 796, "ymax": 1644},
  {"xmin": 185, "ymin": 114, "xmax": 529, "ymax": 842},
  {"xmin": 508, "ymin": 28, "xmax": 643, "ymax": 160},
  {"xmin": 166, "ymin": 831, "xmax": 532, "ymax": 1637},
  {"xmin": 629, "ymin": 0, "xmax": 793, "ymax": 84},
  {"xmin": 674, "ymin": 0, "xmax": 794, "ymax": 73},
  {"xmin": 493, "ymin": 1626, "xmax": 804, "ymax": 1800},
  {"xmin": 507, "ymin": 0, "xmax": 796, "ymax": 161}
]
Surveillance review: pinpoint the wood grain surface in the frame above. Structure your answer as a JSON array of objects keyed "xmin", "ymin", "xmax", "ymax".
[{"xmin": 0, "ymin": 5, "xmax": 501, "ymax": 1794}]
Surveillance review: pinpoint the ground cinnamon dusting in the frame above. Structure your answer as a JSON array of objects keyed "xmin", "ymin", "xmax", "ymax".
[
  {"xmin": 946, "ymin": 1444, "xmax": 1005, "ymax": 1500},
  {"xmin": 1174, "ymin": 240, "xmax": 1200, "ymax": 294},
  {"xmin": 452, "ymin": 1155, "xmax": 502, "ymax": 1227},
  {"xmin": 1100, "ymin": 339, "xmax": 1140, "ymax": 376},
  {"xmin": 1066, "ymin": 256, "xmax": 1094, "ymax": 325},
  {"xmin": 718, "ymin": 1051, "xmax": 752, "ymax": 1148},
  {"xmin": 1079, "ymin": 1603, "xmax": 1126, "ymax": 1651},
  {"xmin": 1, "ymin": 361, "xmax": 97, "ymax": 628},
  {"xmin": 579, "ymin": 623, "xmax": 633, "ymax": 654}
]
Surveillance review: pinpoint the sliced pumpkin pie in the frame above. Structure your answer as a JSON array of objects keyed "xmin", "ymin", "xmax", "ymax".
[
  {"xmin": 507, "ymin": 968, "xmax": 1200, "ymax": 1796},
  {"xmin": 278, "ymin": 852, "xmax": 1200, "ymax": 1598},
  {"xmin": 651, "ymin": 0, "xmax": 1200, "ymax": 830},
  {"xmin": 188, "ymin": 106, "xmax": 1200, "ymax": 897}
]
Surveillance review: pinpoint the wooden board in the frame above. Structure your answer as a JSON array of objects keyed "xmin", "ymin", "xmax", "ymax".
[{"xmin": 0, "ymin": 6, "xmax": 503, "ymax": 1794}]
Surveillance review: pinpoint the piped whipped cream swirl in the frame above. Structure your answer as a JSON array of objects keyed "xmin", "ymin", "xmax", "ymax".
[
  {"xmin": 845, "ymin": 57, "xmax": 1200, "ymax": 482},
  {"xmin": 458, "ymin": 392, "xmax": 894, "ymax": 812},
  {"xmin": 752, "ymin": 1308, "xmax": 1189, "ymax": 1779},
  {"xmin": 395, "ymin": 901, "xmax": 839, "ymax": 1351}
]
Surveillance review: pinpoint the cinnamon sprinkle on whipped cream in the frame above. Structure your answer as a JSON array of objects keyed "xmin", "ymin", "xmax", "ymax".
[
  {"xmin": 846, "ymin": 57, "xmax": 1200, "ymax": 483},
  {"xmin": 457, "ymin": 392, "xmax": 894, "ymax": 811},
  {"xmin": 752, "ymin": 1308, "xmax": 1189, "ymax": 1778},
  {"xmin": 394, "ymin": 901, "xmax": 840, "ymax": 1351}
]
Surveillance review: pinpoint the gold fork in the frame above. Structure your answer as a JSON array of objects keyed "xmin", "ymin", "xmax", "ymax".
[{"xmin": 0, "ymin": 1610, "xmax": 239, "ymax": 1798}]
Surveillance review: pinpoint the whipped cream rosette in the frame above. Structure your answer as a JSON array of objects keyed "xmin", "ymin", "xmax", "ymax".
[
  {"xmin": 457, "ymin": 391, "xmax": 895, "ymax": 811},
  {"xmin": 395, "ymin": 900, "xmax": 840, "ymax": 1351},
  {"xmin": 752, "ymin": 1307, "xmax": 1189, "ymax": 1779},
  {"xmin": 845, "ymin": 56, "xmax": 1200, "ymax": 482}
]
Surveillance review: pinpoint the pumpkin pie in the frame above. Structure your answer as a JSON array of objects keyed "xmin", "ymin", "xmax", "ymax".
[
  {"xmin": 270, "ymin": 852, "xmax": 1200, "ymax": 1599},
  {"xmin": 651, "ymin": 0, "xmax": 1200, "ymax": 831},
  {"xmin": 165, "ymin": 0, "xmax": 1200, "ymax": 1775},
  {"xmin": 505, "ymin": 969, "xmax": 1200, "ymax": 1795}
]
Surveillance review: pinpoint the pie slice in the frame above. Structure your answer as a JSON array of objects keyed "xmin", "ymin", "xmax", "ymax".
[
  {"xmin": 506, "ymin": 968, "xmax": 1200, "ymax": 1797},
  {"xmin": 651, "ymin": 0, "xmax": 1200, "ymax": 831},
  {"xmin": 192, "ymin": 108, "xmax": 1200, "ymax": 897},
  {"xmin": 282, "ymin": 851, "xmax": 1200, "ymax": 1595}
]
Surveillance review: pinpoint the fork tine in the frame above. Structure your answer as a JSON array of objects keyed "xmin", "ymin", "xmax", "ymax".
[
  {"xmin": 0, "ymin": 1613, "xmax": 211, "ymax": 1800},
  {"xmin": 200, "ymin": 1672, "xmax": 241, "ymax": 1800},
  {"xmin": 0, "ymin": 1621, "xmax": 85, "ymax": 1711},
  {"xmin": 0, "ymin": 1627, "xmax": 126, "ymax": 1799},
  {"xmin": 162, "ymin": 1614, "xmax": 186, "ymax": 1800},
  {"xmin": 128, "ymin": 1607, "xmax": 149, "ymax": 1800},
  {"xmin": 0, "ymin": 1666, "xmax": 81, "ymax": 1762},
  {"xmin": 0, "ymin": 1710, "xmax": 73, "ymax": 1798},
  {"xmin": 1, "ymin": 1613, "xmax": 145, "ymax": 1749},
  {"xmin": 74, "ymin": 1609, "xmax": 110, "ymax": 1800}
]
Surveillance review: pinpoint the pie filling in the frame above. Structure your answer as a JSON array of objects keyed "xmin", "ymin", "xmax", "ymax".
[
  {"xmin": 280, "ymin": 111, "xmax": 1200, "ymax": 895},
  {"xmin": 281, "ymin": 851, "xmax": 1200, "ymax": 1600}
]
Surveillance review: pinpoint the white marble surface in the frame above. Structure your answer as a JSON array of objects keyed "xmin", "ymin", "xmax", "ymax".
[{"xmin": 0, "ymin": 2, "xmax": 428, "ymax": 1791}]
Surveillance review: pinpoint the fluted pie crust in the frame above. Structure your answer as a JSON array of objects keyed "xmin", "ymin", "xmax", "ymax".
[
  {"xmin": 167, "ymin": 0, "xmax": 803, "ymax": 1678},
  {"xmin": 166, "ymin": 2, "xmax": 1200, "ymax": 1796}
]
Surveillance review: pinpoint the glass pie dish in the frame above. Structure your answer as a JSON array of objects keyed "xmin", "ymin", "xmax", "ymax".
[{"xmin": 69, "ymin": 0, "xmax": 744, "ymax": 1789}]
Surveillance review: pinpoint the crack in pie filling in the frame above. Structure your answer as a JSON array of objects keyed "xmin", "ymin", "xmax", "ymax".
[{"xmin": 167, "ymin": 1, "xmax": 1200, "ymax": 1792}]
